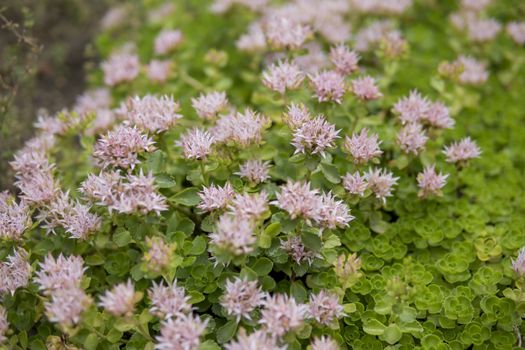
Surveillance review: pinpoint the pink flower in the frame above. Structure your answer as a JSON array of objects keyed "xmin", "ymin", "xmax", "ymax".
[
  {"xmin": 467, "ymin": 18, "xmax": 501, "ymax": 43},
  {"xmin": 507, "ymin": 21, "xmax": 525, "ymax": 45},
  {"xmin": 0, "ymin": 192, "xmax": 31, "ymax": 240},
  {"xmin": 177, "ymin": 128, "xmax": 215, "ymax": 160},
  {"xmin": 226, "ymin": 329, "xmax": 285, "ymax": 350},
  {"xmin": 417, "ymin": 165, "xmax": 448, "ymax": 198},
  {"xmin": 264, "ymin": 16, "xmax": 311, "ymax": 49},
  {"xmin": 262, "ymin": 61, "xmax": 304, "ymax": 94},
  {"xmin": 93, "ymin": 125, "xmax": 156, "ymax": 169},
  {"xmin": 272, "ymin": 181, "xmax": 321, "ymax": 224},
  {"xmin": 396, "ymin": 123, "xmax": 428, "ymax": 155},
  {"xmin": 154, "ymin": 29, "xmax": 183, "ymax": 55},
  {"xmin": 318, "ymin": 192, "xmax": 354, "ymax": 229},
  {"xmin": 259, "ymin": 294, "xmax": 308, "ymax": 338},
  {"xmin": 308, "ymin": 290, "xmax": 344, "ymax": 325},
  {"xmin": 74, "ymin": 88, "xmax": 111, "ymax": 114},
  {"xmin": 191, "ymin": 91, "xmax": 229, "ymax": 120},
  {"xmin": 292, "ymin": 115, "xmax": 340, "ymax": 156},
  {"xmin": 102, "ymin": 50, "xmax": 140, "ymax": 86},
  {"xmin": 457, "ymin": 56, "xmax": 488, "ymax": 85},
  {"xmin": 80, "ymin": 171, "xmax": 122, "ymax": 207},
  {"xmin": 100, "ymin": 5, "xmax": 128, "ymax": 30},
  {"xmin": 15, "ymin": 170, "xmax": 58, "ymax": 205},
  {"xmin": 365, "ymin": 168, "xmax": 399, "ymax": 202},
  {"xmin": 99, "ymin": 280, "xmax": 138, "ymax": 316},
  {"xmin": 316, "ymin": 16, "xmax": 351, "ymax": 44},
  {"xmin": 112, "ymin": 172, "xmax": 168, "ymax": 215},
  {"xmin": 393, "ymin": 90, "xmax": 430, "ymax": 124},
  {"xmin": 229, "ymin": 192, "xmax": 269, "ymax": 220},
  {"xmin": 86, "ymin": 109, "xmax": 116, "ymax": 136},
  {"xmin": 309, "ymin": 70, "xmax": 346, "ymax": 104},
  {"xmin": 342, "ymin": 172, "xmax": 368, "ymax": 196},
  {"xmin": 0, "ymin": 248, "xmax": 31, "ymax": 296},
  {"xmin": 38, "ymin": 191, "xmax": 102, "ymax": 240},
  {"xmin": 354, "ymin": 20, "xmax": 397, "ymax": 52},
  {"xmin": 198, "ymin": 183, "xmax": 236, "ymax": 213},
  {"xmin": 443, "ymin": 137, "xmax": 481, "ymax": 163},
  {"xmin": 343, "ymin": 128, "xmax": 383, "ymax": 164},
  {"xmin": 156, "ymin": 314, "xmax": 208, "ymax": 350},
  {"xmin": 512, "ymin": 247, "xmax": 525, "ymax": 277},
  {"xmin": 211, "ymin": 109, "xmax": 269, "ymax": 146},
  {"xmin": 283, "ymin": 103, "xmax": 311, "ymax": 129},
  {"xmin": 236, "ymin": 160, "xmax": 271, "ymax": 184},
  {"xmin": 351, "ymin": 0, "xmax": 413, "ymax": 15},
  {"xmin": 10, "ymin": 149, "xmax": 53, "ymax": 175},
  {"xmin": 281, "ymin": 236, "xmax": 319, "ymax": 265},
  {"xmin": 220, "ymin": 278, "xmax": 265, "ymax": 321},
  {"xmin": 148, "ymin": 2, "xmax": 176, "ymax": 23},
  {"xmin": 351, "ymin": 76, "xmax": 382, "ymax": 100},
  {"xmin": 293, "ymin": 42, "xmax": 328, "ymax": 74},
  {"xmin": 237, "ymin": 23, "xmax": 267, "ymax": 52},
  {"xmin": 209, "ymin": 214, "xmax": 256, "ymax": 256},
  {"xmin": 311, "ymin": 336, "xmax": 339, "ymax": 350},
  {"xmin": 329, "ymin": 44, "xmax": 360, "ymax": 75},
  {"xmin": 144, "ymin": 237, "xmax": 173, "ymax": 273},
  {"xmin": 60, "ymin": 200, "xmax": 102, "ymax": 240},
  {"xmin": 424, "ymin": 102, "xmax": 454, "ymax": 129},
  {"xmin": 34, "ymin": 254, "xmax": 85, "ymax": 295},
  {"xmin": 461, "ymin": 0, "xmax": 492, "ymax": 11},
  {"xmin": 147, "ymin": 60, "xmax": 172, "ymax": 83},
  {"xmin": 126, "ymin": 95, "xmax": 182, "ymax": 133},
  {"xmin": 45, "ymin": 286, "xmax": 92, "ymax": 327},
  {"xmin": 148, "ymin": 280, "xmax": 192, "ymax": 319}
]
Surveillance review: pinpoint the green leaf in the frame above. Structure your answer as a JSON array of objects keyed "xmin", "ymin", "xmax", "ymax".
[
  {"xmin": 188, "ymin": 290, "xmax": 205, "ymax": 304},
  {"xmin": 170, "ymin": 187, "xmax": 201, "ymax": 206},
  {"xmin": 155, "ymin": 173, "xmax": 176, "ymax": 188},
  {"xmin": 200, "ymin": 340, "xmax": 221, "ymax": 350},
  {"xmin": 363, "ymin": 319, "xmax": 386, "ymax": 335},
  {"xmin": 216, "ymin": 320, "xmax": 238, "ymax": 344},
  {"xmin": 114, "ymin": 318, "xmax": 135, "ymax": 332},
  {"xmin": 113, "ymin": 229, "xmax": 132, "ymax": 247},
  {"xmin": 85, "ymin": 254, "xmax": 105, "ymax": 266},
  {"xmin": 189, "ymin": 236, "xmax": 207, "ymax": 255},
  {"xmin": 381, "ymin": 324, "xmax": 402, "ymax": 345},
  {"xmin": 106, "ymin": 328, "xmax": 123, "ymax": 343},
  {"xmin": 144, "ymin": 150, "xmax": 166, "ymax": 174},
  {"xmin": 320, "ymin": 163, "xmax": 341, "ymax": 184},
  {"xmin": 399, "ymin": 321, "xmax": 424, "ymax": 334},
  {"xmin": 290, "ymin": 281, "xmax": 307, "ymax": 302},
  {"xmin": 251, "ymin": 257, "xmax": 273, "ymax": 276},
  {"xmin": 240, "ymin": 266, "xmax": 258, "ymax": 281},
  {"xmin": 289, "ymin": 153, "xmax": 306, "ymax": 163},
  {"xmin": 343, "ymin": 303, "xmax": 357, "ymax": 314},
  {"xmin": 301, "ymin": 232, "xmax": 322, "ymax": 251},
  {"xmin": 264, "ymin": 222, "xmax": 281, "ymax": 237}
]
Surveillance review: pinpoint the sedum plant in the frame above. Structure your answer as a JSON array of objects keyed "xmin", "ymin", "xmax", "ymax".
[{"xmin": 1, "ymin": 0, "xmax": 525, "ymax": 349}]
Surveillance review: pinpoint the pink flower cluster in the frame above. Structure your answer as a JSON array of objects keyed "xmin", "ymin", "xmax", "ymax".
[
  {"xmin": 102, "ymin": 48, "xmax": 140, "ymax": 86},
  {"xmin": 80, "ymin": 171, "xmax": 168, "ymax": 215},
  {"xmin": 273, "ymin": 181, "xmax": 352, "ymax": 229},
  {"xmin": 191, "ymin": 91, "xmax": 229, "ymax": 120},
  {"xmin": 125, "ymin": 95, "xmax": 183, "ymax": 133},
  {"xmin": 211, "ymin": 109, "xmax": 269, "ymax": 146},
  {"xmin": 0, "ymin": 192, "xmax": 31, "ymax": 240},
  {"xmin": 0, "ymin": 249, "xmax": 31, "ymax": 296},
  {"xmin": 93, "ymin": 125, "xmax": 156, "ymax": 169}
]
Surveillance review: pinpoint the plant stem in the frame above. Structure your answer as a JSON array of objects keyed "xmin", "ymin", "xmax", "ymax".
[{"xmin": 179, "ymin": 70, "xmax": 207, "ymax": 91}]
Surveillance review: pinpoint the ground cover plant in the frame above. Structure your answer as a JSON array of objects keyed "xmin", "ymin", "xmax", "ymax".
[{"xmin": 1, "ymin": 0, "xmax": 525, "ymax": 349}]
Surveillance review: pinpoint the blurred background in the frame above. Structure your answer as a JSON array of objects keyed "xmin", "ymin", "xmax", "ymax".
[{"xmin": 0, "ymin": 0, "xmax": 117, "ymax": 190}]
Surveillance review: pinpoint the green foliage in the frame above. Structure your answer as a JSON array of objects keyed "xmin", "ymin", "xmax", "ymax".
[{"xmin": 2, "ymin": 0, "xmax": 525, "ymax": 349}]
